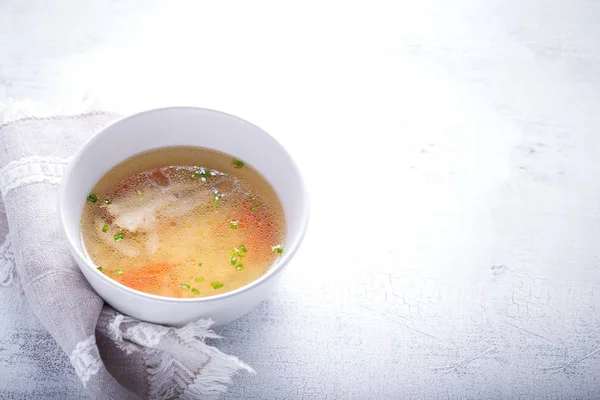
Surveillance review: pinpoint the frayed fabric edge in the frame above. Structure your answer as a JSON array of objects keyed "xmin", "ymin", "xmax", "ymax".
[
  {"xmin": 100, "ymin": 310, "xmax": 254, "ymax": 400},
  {"xmin": 178, "ymin": 345, "xmax": 255, "ymax": 400},
  {"xmin": 145, "ymin": 326, "xmax": 255, "ymax": 400}
]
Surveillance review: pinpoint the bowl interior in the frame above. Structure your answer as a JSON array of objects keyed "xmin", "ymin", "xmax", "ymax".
[{"xmin": 59, "ymin": 107, "xmax": 308, "ymax": 299}]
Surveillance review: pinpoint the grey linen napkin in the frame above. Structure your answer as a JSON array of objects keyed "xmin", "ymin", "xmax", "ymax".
[{"xmin": 0, "ymin": 113, "xmax": 253, "ymax": 399}]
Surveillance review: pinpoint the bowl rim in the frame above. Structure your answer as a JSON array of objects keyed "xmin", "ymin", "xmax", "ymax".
[{"xmin": 58, "ymin": 106, "xmax": 310, "ymax": 303}]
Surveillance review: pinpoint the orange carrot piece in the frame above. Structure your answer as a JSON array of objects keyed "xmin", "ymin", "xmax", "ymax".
[{"xmin": 117, "ymin": 263, "xmax": 180, "ymax": 297}]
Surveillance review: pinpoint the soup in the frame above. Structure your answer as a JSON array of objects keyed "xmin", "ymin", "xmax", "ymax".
[{"xmin": 80, "ymin": 146, "xmax": 286, "ymax": 298}]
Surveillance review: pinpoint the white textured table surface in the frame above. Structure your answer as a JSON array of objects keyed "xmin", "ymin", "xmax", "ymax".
[{"xmin": 2, "ymin": 0, "xmax": 600, "ymax": 398}]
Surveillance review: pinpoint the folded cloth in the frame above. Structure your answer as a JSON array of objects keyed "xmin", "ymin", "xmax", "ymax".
[{"xmin": 0, "ymin": 113, "xmax": 253, "ymax": 399}]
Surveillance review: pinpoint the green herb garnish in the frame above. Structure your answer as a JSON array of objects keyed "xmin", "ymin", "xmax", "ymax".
[
  {"xmin": 211, "ymin": 282, "xmax": 224, "ymax": 289},
  {"xmin": 250, "ymin": 205, "xmax": 260, "ymax": 212},
  {"xmin": 115, "ymin": 268, "xmax": 123, "ymax": 275},
  {"xmin": 194, "ymin": 277, "xmax": 205, "ymax": 283},
  {"xmin": 236, "ymin": 263, "xmax": 244, "ymax": 270},
  {"xmin": 230, "ymin": 221, "xmax": 239, "ymax": 229},
  {"xmin": 180, "ymin": 283, "xmax": 190, "ymax": 290},
  {"xmin": 231, "ymin": 256, "xmax": 238, "ymax": 265},
  {"xmin": 198, "ymin": 262, "xmax": 202, "ymax": 267},
  {"xmin": 231, "ymin": 248, "xmax": 244, "ymax": 258},
  {"xmin": 271, "ymin": 244, "xmax": 284, "ymax": 254},
  {"xmin": 232, "ymin": 159, "xmax": 244, "ymax": 169},
  {"xmin": 212, "ymin": 191, "xmax": 223, "ymax": 206},
  {"xmin": 104, "ymin": 199, "xmax": 112, "ymax": 205},
  {"xmin": 193, "ymin": 169, "xmax": 211, "ymax": 180},
  {"xmin": 191, "ymin": 288, "xmax": 201, "ymax": 295},
  {"xmin": 240, "ymin": 244, "xmax": 248, "ymax": 253},
  {"xmin": 102, "ymin": 224, "xmax": 109, "ymax": 233},
  {"xmin": 97, "ymin": 266, "xmax": 103, "ymax": 272},
  {"xmin": 87, "ymin": 193, "xmax": 99, "ymax": 203},
  {"xmin": 114, "ymin": 232, "xmax": 124, "ymax": 242}
]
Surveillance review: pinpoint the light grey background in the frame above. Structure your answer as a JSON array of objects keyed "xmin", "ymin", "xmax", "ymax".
[{"xmin": 2, "ymin": 0, "xmax": 600, "ymax": 398}]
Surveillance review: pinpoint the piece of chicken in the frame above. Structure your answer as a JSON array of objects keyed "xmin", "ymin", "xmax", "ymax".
[
  {"xmin": 94, "ymin": 219, "xmax": 139, "ymax": 258},
  {"xmin": 108, "ymin": 180, "xmax": 212, "ymax": 232}
]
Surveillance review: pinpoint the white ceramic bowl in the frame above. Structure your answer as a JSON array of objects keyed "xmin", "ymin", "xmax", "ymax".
[{"xmin": 58, "ymin": 107, "xmax": 309, "ymax": 326}]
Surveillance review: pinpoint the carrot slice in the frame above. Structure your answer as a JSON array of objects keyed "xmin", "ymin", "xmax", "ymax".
[
  {"xmin": 117, "ymin": 263, "xmax": 180, "ymax": 297},
  {"xmin": 236, "ymin": 206, "xmax": 279, "ymax": 262}
]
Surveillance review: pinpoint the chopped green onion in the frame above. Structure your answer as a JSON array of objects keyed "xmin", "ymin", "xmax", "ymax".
[
  {"xmin": 193, "ymin": 169, "xmax": 211, "ymax": 180},
  {"xmin": 231, "ymin": 256, "xmax": 238, "ymax": 265},
  {"xmin": 114, "ymin": 232, "xmax": 124, "ymax": 242},
  {"xmin": 97, "ymin": 266, "xmax": 103, "ymax": 272},
  {"xmin": 231, "ymin": 248, "xmax": 244, "ymax": 258},
  {"xmin": 212, "ymin": 191, "xmax": 223, "ymax": 206},
  {"xmin": 104, "ymin": 199, "xmax": 112, "ymax": 205},
  {"xmin": 250, "ymin": 205, "xmax": 260, "ymax": 212},
  {"xmin": 198, "ymin": 262, "xmax": 203, "ymax": 267},
  {"xmin": 236, "ymin": 263, "xmax": 244, "ymax": 270},
  {"xmin": 191, "ymin": 288, "xmax": 201, "ymax": 295},
  {"xmin": 272, "ymin": 244, "xmax": 284, "ymax": 254},
  {"xmin": 232, "ymin": 159, "xmax": 244, "ymax": 169},
  {"xmin": 240, "ymin": 244, "xmax": 248, "ymax": 253},
  {"xmin": 230, "ymin": 221, "xmax": 239, "ymax": 229},
  {"xmin": 194, "ymin": 277, "xmax": 205, "ymax": 283},
  {"xmin": 102, "ymin": 224, "xmax": 109, "ymax": 233},
  {"xmin": 211, "ymin": 281, "xmax": 224, "ymax": 289},
  {"xmin": 115, "ymin": 268, "xmax": 123, "ymax": 275},
  {"xmin": 180, "ymin": 283, "xmax": 190, "ymax": 290},
  {"xmin": 87, "ymin": 193, "xmax": 99, "ymax": 203}
]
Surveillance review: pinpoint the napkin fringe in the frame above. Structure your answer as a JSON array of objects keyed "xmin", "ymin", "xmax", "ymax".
[
  {"xmin": 146, "ymin": 334, "xmax": 254, "ymax": 400},
  {"xmin": 146, "ymin": 321, "xmax": 255, "ymax": 400},
  {"xmin": 99, "ymin": 309, "xmax": 255, "ymax": 400},
  {"xmin": 178, "ymin": 348, "xmax": 255, "ymax": 400}
]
